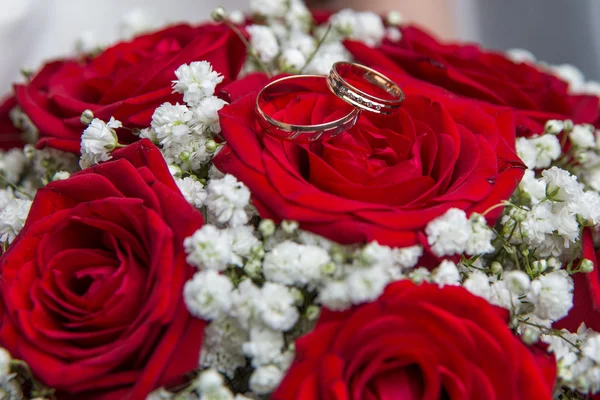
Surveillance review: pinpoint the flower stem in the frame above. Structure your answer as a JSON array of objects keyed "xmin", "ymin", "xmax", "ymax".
[
  {"xmin": 223, "ymin": 20, "xmax": 273, "ymax": 78},
  {"xmin": 299, "ymin": 24, "xmax": 332, "ymax": 74}
]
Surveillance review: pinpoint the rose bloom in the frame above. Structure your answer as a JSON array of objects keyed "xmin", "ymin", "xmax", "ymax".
[
  {"xmin": 0, "ymin": 139, "xmax": 204, "ymax": 399},
  {"xmin": 214, "ymin": 73, "xmax": 524, "ymax": 247},
  {"xmin": 13, "ymin": 23, "xmax": 245, "ymax": 153},
  {"xmin": 345, "ymin": 26, "xmax": 600, "ymax": 135},
  {"xmin": 273, "ymin": 280, "xmax": 556, "ymax": 400},
  {"xmin": 0, "ymin": 96, "xmax": 23, "ymax": 150}
]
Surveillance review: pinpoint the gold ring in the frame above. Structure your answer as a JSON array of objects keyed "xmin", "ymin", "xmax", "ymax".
[
  {"xmin": 326, "ymin": 62, "xmax": 405, "ymax": 114},
  {"xmin": 255, "ymin": 75, "xmax": 360, "ymax": 142}
]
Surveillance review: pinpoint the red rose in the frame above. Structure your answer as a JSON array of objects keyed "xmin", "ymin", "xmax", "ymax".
[
  {"xmin": 14, "ymin": 23, "xmax": 245, "ymax": 153},
  {"xmin": 345, "ymin": 26, "xmax": 600, "ymax": 135},
  {"xmin": 0, "ymin": 139, "xmax": 204, "ymax": 399},
  {"xmin": 273, "ymin": 280, "xmax": 556, "ymax": 400},
  {"xmin": 0, "ymin": 96, "xmax": 23, "ymax": 150},
  {"xmin": 555, "ymin": 228, "xmax": 600, "ymax": 332},
  {"xmin": 214, "ymin": 73, "xmax": 524, "ymax": 247}
]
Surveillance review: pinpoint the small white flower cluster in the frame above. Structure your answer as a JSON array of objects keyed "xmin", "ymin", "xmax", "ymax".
[
  {"xmin": 516, "ymin": 132, "xmax": 562, "ymax": 170},
  {"xmin": 329, "ymin": 9, "xmax": 386, "ymax": 47},
  {"xmin": 461, "ymin": 263, "xmax": 574, "ymax": 328},
  {"xmin": 543, "ymin": 324, "xmax": 600, "ymax": 395},
  {"xmin": 507, "ymin": 166, "xmax": 600, "ymax": 258},
  {"xmin": 144, "ymin": 61, "xmax": 226, "ymax": 174},
  {"xmin": 425, "ymin": 208, "xmax": 495, "ymax": 257},
  {"xmin": 79, "ymin": 117, "xmax": 121, "ymax": 169},
  {"xmin": 183, "ymin": 216, "xmax": 424, "ymax": 395}
]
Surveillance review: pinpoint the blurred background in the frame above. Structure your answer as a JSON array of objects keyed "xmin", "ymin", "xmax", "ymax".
[{"xmin": 1, "ymin": 0, "xmax": 598, "ymax": 93}]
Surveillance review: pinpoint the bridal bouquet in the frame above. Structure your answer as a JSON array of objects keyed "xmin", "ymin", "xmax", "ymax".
[{"xmin": 1, "ymin": 0, "xmax": 600, "ymax": 399}]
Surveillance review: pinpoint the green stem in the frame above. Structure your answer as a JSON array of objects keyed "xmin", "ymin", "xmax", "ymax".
[
  {"xmin": 0, "ymin": 175, "xmax": 33, "ymax": 200},
  {"xmin": 223, "ymin": 20, "xmax": 273, "ymax": 78},
  {"xmin": 299, "ymin": 24, "xmax": 332, "ymax": 74}
]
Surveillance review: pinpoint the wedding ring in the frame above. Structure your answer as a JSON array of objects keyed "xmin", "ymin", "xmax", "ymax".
[
  {"xmin": 255, "ymin": 75, "xmax": 360, "ymax": 142},
  {"xmin": 327, "ymin": 62, "xmax": 405, "ymax": 114}
]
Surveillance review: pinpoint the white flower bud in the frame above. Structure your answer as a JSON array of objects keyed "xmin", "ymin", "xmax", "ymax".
[
  {"xmin": 544, "ymin": 119, "xmax": 564, "ymax": 135},
  {"xmin": 205, "ymin": 140, "xmax": 218, "ymax": 153},
  {"xmin": 80, "ymin": 109, "xmax": 94, "ymax": 125},
  {"xmin": 258, "ymin": 219, "xmax": 276, "ymax": 237},
  {"xmin": 521, "ymin": 326, "xmax": 541, "ymax": 345},
  {"xmin": 197, "ymin": 369, "xmax": 224, "ymax": 392},
  {"xmin": 281, "ymin": 220, "xmax": 299, "ymax": 234},
  {"xmin": 211, "ymin": 6, "xmax": 227, "ymax": 22},
  {"xmin": 386, "ymin": 10, "xmax": 403, "ymax": 26},
  {"xmin": 305, "ymin": 305, "xmax": 320, "ymax": 321},
  {"xmin": 490, "ymin": 261, "xmax": 503, "ymax": 276},
  {"xmin": 52, "ymin": 171, "xmax": 70, "ymax": 181},
  {"xmin": 581, "ymin": 258, "xmax": 595, "ymax": 273}
]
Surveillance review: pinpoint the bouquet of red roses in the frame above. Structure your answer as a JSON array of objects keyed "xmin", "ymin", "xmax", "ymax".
[{"xmin": 0, "ymin": 1, "xmax": 599, "ymax": 399}]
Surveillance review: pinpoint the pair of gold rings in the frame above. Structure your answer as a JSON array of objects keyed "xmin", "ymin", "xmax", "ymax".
[{"xmin": 255, "ymin": 62, "xmax": 405, "ymax": 143}]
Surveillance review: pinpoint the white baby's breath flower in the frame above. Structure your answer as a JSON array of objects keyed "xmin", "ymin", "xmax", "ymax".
[
  {"xmin": 263, "ymin": 241, "xmax": 330, "ymax": 286},
  {"xmin": 0, "ymin": 198, "xmax": 31, "ymax": 244},
  {"xmin": 345, "ymin": 266, "xmax": 389, "ymax": 304},
  {"xmin": 552, "ymin": 64, "xmax": 585, "ymax": 92},
  {"xmin": 207, "ymin": 174, "xmax": 251, "ymax": 227},
  {"xmin": 489, "ymin": 280, "xmax": 519, "ymax": 311},
  {"xmin": 425, "ymin": 208, "xmax": 470, "ymax": 256},
  {"xmin": 151, "ymin": 103, "xmax": 193, "ymax": 147},
  {"xmin": 173, "ymin": 61, "xmax": 224, "ymax": 106},
  {"xmin": 184, "ymin": 270, "xmax": 233, "ymax": 320},
  {"xmin": 231, "ymin": 279, "xmax": 261, "ymax": 329},
  {"xmin": 52, "ymin": 171, "xmax": 70, "ymax": 181},
  {"xmin": 463, "ymin": 271, "xmax": 492, "ymax": 300},
  {"xmin": 570, "ymin": 125, "xmax": 596, "ymax": 149},
  {"xmin": 139, "ymin": 127, "xmax": 158, "ymax": 143},
  {"xmin": 184, "ymin": 225, "xmax": 233, "ymax": 271},
  {"xmin": 257, "ymin": 283, "xmax": 299, "ymax": 331},
  {"xmin": 330, "ymin": 9, "xmax": 385, "ymax": 47},
  {"xmin": 279, "ymin": 49, "xmax": 306, "ymax": 72},
  {"xmin": 243, "ymin": 325, "xmax": 285, "ymax": 367},
  {"xmin": 519, "ymin": 169, "xmax": 546, "ymax": 205},
  {"xmin": 504, "ymin": 270, "xmax": 531, "ymax": 295},
  {"xmin": 80, "ymin": 117, "xmax": 121, "ymax": 168},
  {"xmin": 530, "ymin": 270, "xmax": 574, "ymax": 321},
  {"xmin": 249, "ymin": 0, "xmax": 287, "ymax": 18},
  {"xmin": 577, "ymin": 190, "xmax": 600, "ymax": 225},
  {"xmin": 393, "ymin": 245, "xmax": 423, "ymax": 269},
  {"xmin": 192, "ymin": 96, "xmax": 227, "ymax": 135},
  {"xmin": 317, "ymin": 280, "xmax": 351, "ymax": 311},
  {"xmin": 200, "ymin": 316, "xmax": 247, "ymax": 377},
  {"xmin": 466, "ymin": 214, "xmax": 495, "ymax": 255},
  {"xmin": 162, "ymin": 136, "xmax": 211, "ymax": 173},
  {"xmin": 247, "ymin": 25, "xmax": 280, "ymax": 63},
  {"xmin": 0, "ymin": 189, "xmax": 14, "ymax": 210},
  {"xmin": 432, "ymin": 260, "xmax": 460, "ymax": 287},
  {"xmin": 516, "ymin": 137, "xmax": 537, "ymax": 170},
  {"xmin": 506, "ymin": 48, "xmax": 536, "ymax": 63},
  {"xmin": 249, "ymin": 365, "xmax": 284, "ymax": 395},
  {"xmin": 0, "ymin": 149, "xmax": 27, "ymax": 183},
  {"xmin": 303, "ymin": 42, "xmax": 351, "ymax": 75},
  {"xmin": 176, "ymin": 177, "xmax": 207, "ymax": 208},
  {"xmin": 286, "ymin": 32, "xmax": 316, "ymax": 57},
  {"xmin": 541, "ymin": 167, "xmax": 584, "ymax": 205},
  {"xmin": 529, "ymin": 134, "xmax": 562, "ymax": 169},
  {"xmin": 230, "ymin": 226, "xmax": 261, "ymax": 266},
  {"xmin": 583, "ymin": 333, "xmax": 600, "ymax": 364}
]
